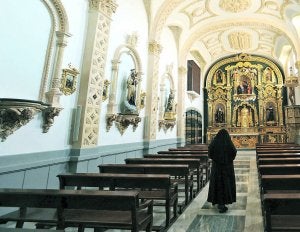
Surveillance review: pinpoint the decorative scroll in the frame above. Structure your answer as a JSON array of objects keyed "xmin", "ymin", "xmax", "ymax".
[{"xmin": 0, "ymin": 99, "xmax": 51, "ymax": 141}]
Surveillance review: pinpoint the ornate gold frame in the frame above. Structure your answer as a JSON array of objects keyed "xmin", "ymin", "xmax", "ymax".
[{"xmin": 60, "ymin": 64, "xmax": 80, "ymax": 95}]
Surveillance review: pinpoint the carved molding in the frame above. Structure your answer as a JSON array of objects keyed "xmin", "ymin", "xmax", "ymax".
[
  {"xmin": 42, "ymin": 107, "xmax": 62, "ymax": 133},
  {"xmin": 159, "ymin": 119, "xmax": 176, "ymax": 132},
  {"xmin": 219, "ymin": 0, "xmax": 251, "ymax": 13},
  {"xmin": 0, "ymin": 99, "xmax": 50, "ymax": 142},
  {"xmin": 105, "ymin": 113, "xmax": 117, "ymax": 132},
  {"xmin": 115, "ymin": 114, "xmax": 141, "ymax": 135}
]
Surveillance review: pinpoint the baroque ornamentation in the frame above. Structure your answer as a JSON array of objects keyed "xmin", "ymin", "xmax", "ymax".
[
  {"xmin": 219, "ymin": 0, "xmax": 251, "ymax": 13},
  {"xmin": 115, "ymin": 114, "xmax": 141, "ymax": 135},
  {"xmin": 148, "ymin": 41, "xmax": 163, "ymax": 55},
  {"xmin": 0, "ymin": 99, "xmax": 50, "ymax": 142},
  {"xmin": 105, "ymin": 114, "xmax": 117, "ymax": 132},
  {"xmin": 228, "ymin": 31, "xmax": 251, "ymax": 50},
  {"xmin": 42, "ymin": 107, "xmax": 62, "ymax": 133},
  {"xmin": 89, "ymin": 0, "xmax": 117, "ymax": 16},
  {"xmin": 159, "ymin": 119, "xmax": 176, "ymax": 132}
]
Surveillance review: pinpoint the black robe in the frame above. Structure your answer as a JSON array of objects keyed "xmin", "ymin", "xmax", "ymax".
[{"xmin": 207, "ymin": 130, "xmax": 237, "ymax": 205}]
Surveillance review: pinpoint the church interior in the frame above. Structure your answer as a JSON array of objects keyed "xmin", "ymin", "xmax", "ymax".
[{"xmin": 1, "ymin": 0, "xmax": 300, "ymax": 231}]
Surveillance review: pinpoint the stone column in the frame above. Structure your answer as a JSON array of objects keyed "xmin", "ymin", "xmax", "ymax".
[
  {"xmin": 177, "ymin": 66, "xmax": 187, "ymax": 141},
  {"xmin": 74, "ymin": 0, "xmax": 117, "ymax": 148},
  {"xmin": 144, "ymin": 41, "xmax": 162, "ymax": 140},
  {"xmin": 107, "ymin": 59, "xmax": 120, "ymax": 114},
  {"xmin": 45, "ymin": 31, "xmax": 71, "ymax": 107}
]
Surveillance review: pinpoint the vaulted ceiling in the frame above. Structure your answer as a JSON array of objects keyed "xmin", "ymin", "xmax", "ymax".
[{"xmin": 149, "ymin": 0, "xmax": 300, "ymax": 69}]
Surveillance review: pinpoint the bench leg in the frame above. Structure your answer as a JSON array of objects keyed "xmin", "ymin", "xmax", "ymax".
[
  {"xmin": 15, "ymin": 221, "xmax": 24, "ymax": 228},
  {"xmin": 173, "ymin": 199, "xmax": 178, "ymax": 218},
  {"xmin": 165, "ymin": 202, "xmax": 170, "ymax": 227},
  {"xmin": 146, "ymin": 220, "xmax": 153, "ymax": 232},
  {"xmin": 78, "ymin": 224, "xmax": 84, "ymax": 232}
]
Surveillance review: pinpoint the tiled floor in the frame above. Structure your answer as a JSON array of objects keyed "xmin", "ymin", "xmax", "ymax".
[
  {"xmin": 167, "ymin": 150, "xmax": 264, "ymax": 232},
  {"xmin": 0, "ymin": 150, "xmax": 264, "ymax": 232}
]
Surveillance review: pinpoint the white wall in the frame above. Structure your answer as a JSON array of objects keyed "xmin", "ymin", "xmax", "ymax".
[
  {"xmin": 156, "ymin": 27, "xmax": 178, "ymax": 140},
  {"xmin": 0, "ymin": 0, "xmax": 88, "ymax": 155},
  {"xmin": 0, "ymin": 0, "xmax": 50, "ymax": 100},
  {"xmin": 99, "ymin": 0, "xmax": 148, "ymax": 145}
]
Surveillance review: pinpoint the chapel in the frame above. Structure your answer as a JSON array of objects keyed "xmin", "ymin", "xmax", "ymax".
[{"xmin": 0, "ymin": 0, "xmax": 300, "ymax": 231}]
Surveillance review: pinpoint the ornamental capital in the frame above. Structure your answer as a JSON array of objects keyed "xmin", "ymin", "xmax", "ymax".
[
  {"xmin": 89, "ymin": 0, "xmax": 118, "ymax": 15},
  {"xmin": 148, "ymin": 41, "xmax": 162, "ymax": 55}
]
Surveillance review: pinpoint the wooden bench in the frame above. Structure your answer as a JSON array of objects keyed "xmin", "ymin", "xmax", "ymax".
[
  {"xmin": 58, "ymin": 173, "xmax": 177, "ymax": 228},
  {"xmin": 257, "ymin": 153, "xmax": 300, "ymax": 159},
  {"xmin": 143, "ymin": 154, "xmax": 208, "ymax": 187},
  {"xmin": 258, "ymin": 164, "xmax": 300, "ymax": 175},
  {"xmin": 261, "ymin": 175, "xmax": 300, "ymax": 193},
  {"xmin": 98, "ymin": 164, "xmax": 192, "ymax": 209},
  {"xmin": 125, "ymin": 158, "xmax": 202, "ymax": 193},
  {"xmin": 258, "ymin": 157, "xmax": 300, "ymax": 165},
  {"xmin": 158, "ymin": 150, "xmax": 208, "ymax": 155},
  {"xmin": 263, "ymin": 192, "xmax": 300, "ymax": 231},
  {"xmin": 256, "ymin": 149, "xmax": 300, "ymax": 155},
  {"xmin": 0, "ymin": 188, "xmax": 153, "ymax": 232}
]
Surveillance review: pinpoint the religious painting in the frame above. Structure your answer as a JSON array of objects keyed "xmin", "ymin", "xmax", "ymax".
[
  {"xmin": 236, "ymin": 75, "xmax": 252, "ymax": 95},
  {"xmin": 60, "ymin": 64, "xmax": 80, "ymax": 95}
]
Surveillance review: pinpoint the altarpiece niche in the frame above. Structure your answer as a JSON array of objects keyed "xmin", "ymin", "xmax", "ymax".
[{"xmin": 205, "ymin": 53, "xmax": 287, "ymax": 148}]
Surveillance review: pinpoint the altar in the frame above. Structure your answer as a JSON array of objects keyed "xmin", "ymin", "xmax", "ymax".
[{"xmin": 204, "ymin": 53, "xmax": 287, "ymax": 149}]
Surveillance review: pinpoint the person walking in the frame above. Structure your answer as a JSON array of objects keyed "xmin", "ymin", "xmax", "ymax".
[{"xmin": 207, "ymin": 128, "xmax": 237, "ymax": 213}]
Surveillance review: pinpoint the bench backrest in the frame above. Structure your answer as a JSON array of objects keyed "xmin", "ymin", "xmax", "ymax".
[
  {"xmin": 125, "ymin": 158, "xmax": 201, "ymax": 169},
  {"xmin": 98, "ymin": 164, "xmax": 190, "ymax": 176},
  {"xmin": 158, "ymin": 150, "xmax": 208, "ymax": 154},
  {"xmin": 58, "ymin": 173, "xmax": 172, "ymax": 190},
  {"xmin": 261, "ymin": 175, "xmax": 300, "ymax": 192},
  {"xmin": 258, "ymin": 164, "xmax": 300, "ymax": 175},
  {"xmin": 0, "ymin": 188, "xmax": 139, "ymax": 211},
  {"xmin": 144, "ymin": 154, "xmax": 208, "ymax": 162}
]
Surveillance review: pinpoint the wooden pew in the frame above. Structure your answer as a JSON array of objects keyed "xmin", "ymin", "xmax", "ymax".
[
  {"xmin": 258, "ymin": 164, "xmax": 300, "ymax": 175},
  {"xmin": 0, "ymin": 188, "xmax": 153, "ymax": 232},
  {"xmin": 169, "ymin": 145, "xmax": 208, "ymax": 151},
  {"xmin": 261, "ymin": 175, "xmax": 300, "ymax": 193},
  {"xmin": 256, "ymin": 149, "xmax": 300, "ymax": 155},
  {"xmin": 143, "ymin": 154, "xmax": 207, "ymax": 187},
  {"xmin": 257, "ymin": 153, "xmax": 300, "ymax": 159},
  {"xmin": 58, "ymin": 173, "xmax": 177, "ymax": 228},
  {"xmin": 258, "ymin": 157, "xmax": 300, "ymax": 165},
  {"xmin": 263, "ymin": 192, "xmax": 300, "ymax": 231},
  {"xmin": 98, "ymin": 164, "xmax": 192, "ymax": 209},
  {"xmin": 156, "ymin": 151, "xmax": 210, "ymax": 181},
  {"xmin": 125, "ymin": 158, "xmax": 202, "ymax": 193},
  {"xmin": 158, "ymin": 150, "xmax": 208, "ymax": 155}
]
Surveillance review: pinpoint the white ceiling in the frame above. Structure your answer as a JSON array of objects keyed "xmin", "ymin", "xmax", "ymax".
[{"xmin": 150, "ymin": 0, "xmax": 300, "ymax": 69}]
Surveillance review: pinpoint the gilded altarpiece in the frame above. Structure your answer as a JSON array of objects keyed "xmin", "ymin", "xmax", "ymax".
[{"xmin": 205, "ymin": 54, "xmax": 287, "ymax": 148}]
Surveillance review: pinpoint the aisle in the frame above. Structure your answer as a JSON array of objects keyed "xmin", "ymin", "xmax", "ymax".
[{"xmin": 167, "ymin": 150, "xmax": 264, "ymax": 232}]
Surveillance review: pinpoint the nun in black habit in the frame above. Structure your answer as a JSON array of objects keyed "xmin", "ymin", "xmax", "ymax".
[{"xmin": 207, "ymin": 128, "xmax": 237, "ymax": 213}]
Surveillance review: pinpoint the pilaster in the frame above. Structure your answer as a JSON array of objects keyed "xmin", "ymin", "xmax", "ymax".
[
  {"xmin": 74, "ymin": 0, "xmax": 117, "ymax": 148},
  {"xmin": 177, "ymin": 66, "xmax": 187, "ymax": 139},
  {"xmin": 145, "ymin": 41, "xmax": 162, "ymax": 140}
]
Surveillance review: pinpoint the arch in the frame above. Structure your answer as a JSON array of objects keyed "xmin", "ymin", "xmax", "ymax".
[
  {"xmin": 108, "ymin": 43, "xmax": 144, "ymax": 115},
  {"xmin": 39, "ymin": 0, "xmax": 70, "ymax": 101},
  {"xmin": 159, "ymin": 70, "xmax": 176, "ymax": 120}
]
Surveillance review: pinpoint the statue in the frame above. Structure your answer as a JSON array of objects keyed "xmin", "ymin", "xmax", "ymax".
[
  {"xmin": 215, "ymin": 107, "xmax": 225, "ymax": 123},
  {"xmin": 127, "ymin": 69, "xmax": 138, "ymax": 106},
  {"xmin": 289, "ymin": 87, "xmax": 295, "ymax": 105},
  {"xmin": 241, "ymin": 106, "xmax": 250, "ymax": 127},
  {"xmin": 266, "ymin": 106, "xmax": 275, "ymax": 121},
  {"xmin": 165, "ymin": 90, "xmax": 175, "ymax": 112}
]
